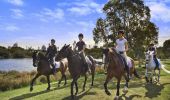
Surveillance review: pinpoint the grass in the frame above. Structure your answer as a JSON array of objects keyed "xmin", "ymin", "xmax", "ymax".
[{"xmin": 0, "ymin": 60, "xmax": 170, "ymax": 100}]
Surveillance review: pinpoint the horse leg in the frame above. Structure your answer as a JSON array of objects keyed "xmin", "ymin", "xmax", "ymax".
[
  {"xmin": 58, "ymin": 75, "xmax": 64, "ymax": 87},
  {"xmin": 64, "ymin": 74, "xmax": 67, "ymax": 86},
  {"xmin": 46, "ymin": 75, "xmax": 51, "ymax": 90},
  {"xmin": 114, "ymin": 79, "xmax": 121, "ymax": 100},
  {"xmin": 75, "ymin": 81, "xmax": 78, "ymax": 95},
  {"xmin": 104, "ymin": 74, "xmax": 113, "ymax": 95},
  {"xmin": 91, "ymin": 65, "xmax": 95, "ymax": 86},
  {"xmin": 123, "ymin": 75, "xmax": 129, "ymax": 94},
  {"xmin": 83, "ymin": 74, "xmax": 87, "ymax": 91},
  {"xmin": 30, "ymin": 73, "xmax": 40, "ymax": 92},
  {"xmin": 145, "ymin": 69, "xmax": 149, "ymax": 83},
  {"xmin": 71, "ymin": 76, "xmax": 79, "ymax": 99},
  {"xmin": 158, "ymin": 69, "xmax": 160, "ymax": 83}
]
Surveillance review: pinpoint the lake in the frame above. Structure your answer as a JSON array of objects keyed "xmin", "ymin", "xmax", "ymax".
[
  {"xmin": 0, "ymin": 58, "xmax": 36, "ymax": 72},
  {"xmin": 0, "ymin": 58, "xmax": 103, "ymax": 72}
]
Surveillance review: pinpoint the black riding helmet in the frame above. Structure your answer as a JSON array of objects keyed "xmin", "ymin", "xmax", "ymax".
[
  {"xmin": 118, "ymin": 30, "xmax": 124, "ymax": 34},
  {"xmin": 78, "ymin": 33, "xmax": 84, "ymax": 38},
  {"xmin": 51, "ymin": 39, "xmax": 55, "ymax": 43}
]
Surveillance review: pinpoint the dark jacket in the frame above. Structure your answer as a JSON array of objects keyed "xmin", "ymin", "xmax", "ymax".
[{"xmin": 46, "ymin": 45, "xmax": 57, "ymax": 58}]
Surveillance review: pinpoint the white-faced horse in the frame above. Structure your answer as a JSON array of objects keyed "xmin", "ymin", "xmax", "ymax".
[{"xmin": 145, "ymin": 51, "xmax": 170, "ymax": 83}]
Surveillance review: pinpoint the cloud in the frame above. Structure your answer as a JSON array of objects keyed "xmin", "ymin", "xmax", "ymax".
[
  {"xmin": 6, "ymin": 0, "xmax": 24, "ymax": 6},
  {"xmin": 145, "ymin": 0, "xmax": 170, "ymax": 22},
  {"xmin": 5, "ymin": 25, "xmax": 20, "ymax": 32},
  {"xmin": 35, "ymin": 8, "xmax": 64, "ymax": 22},
  {"xmin": 11, "ymin": 9, "xmax": 24, "ymax": 19},
  {"xmin": 58, "ymin": 0, "xmax": 104, "ymax": 16}
]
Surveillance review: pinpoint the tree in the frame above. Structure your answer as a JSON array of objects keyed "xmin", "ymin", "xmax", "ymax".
[
  {"xmin": 163, "ymin": 39, "xmax": 170, "ymax": 58},
  {"xmin": 93, "ymin": 0, "xmax": 158, "ymax": 58},
  {"xmin": 93, "ymin": 18, "xmax": 108, "ymax": 45}
]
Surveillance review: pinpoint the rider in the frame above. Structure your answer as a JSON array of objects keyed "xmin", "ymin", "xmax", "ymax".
[
  {"xmin": 148, "ymin": 43, "xmax": 159, "ymax": 70},
  {"xmin": 46, "ymin": 39, "xmax": 57, "ymax": 74},
  {"xmin": 74, "ymin": 33, "xmax": 90, "ymax": 72},
  {"xmin": 115, "ymin": 30, "xmax": 130, "ymax": 80}
]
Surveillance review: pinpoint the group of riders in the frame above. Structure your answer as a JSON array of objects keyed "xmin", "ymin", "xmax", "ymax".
[{"xmin": 45, "ymin": 30, "xmax": 159, "ymax": 79}]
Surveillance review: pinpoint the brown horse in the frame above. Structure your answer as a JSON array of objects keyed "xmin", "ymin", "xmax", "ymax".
[
  {"xmin": 55, "ymin": 44, "xmax": 96, "ymax": 99},
  {"xmin": 30, "ymin": 51, "xmax": 68, "ymax": 91},
  {"xmin": 103, "ymin": 48, "xmax": 140, "ymax": 100}
]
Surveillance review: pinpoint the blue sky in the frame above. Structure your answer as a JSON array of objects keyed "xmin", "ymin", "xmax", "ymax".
[{"xmin": 0, "ymin": 0, "xmax": 170, "ymax": 49}]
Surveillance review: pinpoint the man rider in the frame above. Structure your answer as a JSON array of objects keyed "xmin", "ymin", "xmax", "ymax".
[{"xmin": 46, "ymin": 39, "xmax": 57, "ymax": 74}]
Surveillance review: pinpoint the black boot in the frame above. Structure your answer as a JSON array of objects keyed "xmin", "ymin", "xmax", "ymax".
[
  {"xmin": 52, "ymin": 64, "xmax": 56, "ymax": 75},
  {"xmin": 125, "ymin": 65, "xmax": 131, "ymax": 80}
]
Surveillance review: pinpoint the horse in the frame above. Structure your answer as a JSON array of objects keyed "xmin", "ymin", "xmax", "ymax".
[
  {"xmin": 30, "ymin": 51, "xmax": 68, "ymax": 92},
  {"xmin": 102, "ymin": 48, "xmax": 140, "ymax": 100},
  {"xmin": 145, "ymin": 50, "xmax": 170, "ymax": 83},
  {"xmin": 55, "ymin": 44, "xmax": 97, "ymax": 99}
]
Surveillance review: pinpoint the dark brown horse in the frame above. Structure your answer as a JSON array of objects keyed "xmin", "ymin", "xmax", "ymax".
[
  {"xmin": 30, "ymin": 51, "xmax": 68, "ymax": 91},
  {"xmin": 103, "ymin": 48, "xmax": 140, "ymax": 100},
  {"xmin": 55, "ymin": 44, "xmax": 96, "ymax": 99}
]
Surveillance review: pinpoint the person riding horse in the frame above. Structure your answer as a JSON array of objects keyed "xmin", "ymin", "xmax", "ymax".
[
  {"xmin": 148, "ymin": 43, "xmax": 159, "ymax": 70},
  {"xmin": 115, "ymin": 30, "xmax": 130, "ymax": 80},
  {"xmin": 45, "ymin": 39, "xmax": 57, "ymax": 74},
  {"xmin": 74, "ymin": 33, "xmax": 90, "ymax": 72}
]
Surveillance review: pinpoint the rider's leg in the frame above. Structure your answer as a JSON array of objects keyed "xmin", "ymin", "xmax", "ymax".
[
  {"xmin": 49, "ymin": 57, "xmax": 56, "ymax": 74},
  {"xmin": 80, "ymin": 52, "xmax": 90, "ymax": 73},
  {"xmin": 154, "ymin": 55, "xmax": 159, "ymax": 70},
  {"xmin": 121, "ymin": 53, "xmax": 130, "ymax": 80}
]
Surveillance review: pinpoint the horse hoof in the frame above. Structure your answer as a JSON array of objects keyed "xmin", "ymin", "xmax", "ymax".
[
  {"xmin": 105, "ymin": 90, "xmax": 111, "ymax": 96},
  {"xmin": 123, "ymin": 87, "xmax": 128, "ymax": 94},
  {"xmin": 30, "ymin": 87, "xmax": 33, "ymax": 92},
  {"xmin": 64, "ymin": 83, "xmax": 67, "ymax": 86},
  {"xmin": 114, "ymin": 96, "xmax": 119, "ymax": 100},
  {"xmin": 71, "ymin": 95, "xmax": 75, "ymax": 99},
  {"xmin": 47, "ymin": 87, "xmax": 50, "ymax": 91},
  {"xmin": 82, "ymin": 88, "xmax": 85, "ymax": 92},
  {"xmin": 75, "ymin": 92, "xmax": 78, "ymax": 95}
]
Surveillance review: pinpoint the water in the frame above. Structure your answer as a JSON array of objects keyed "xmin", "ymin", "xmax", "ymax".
[{"xmin": 0, "ymin": 58, "xmax": 36, "ymax": 72}]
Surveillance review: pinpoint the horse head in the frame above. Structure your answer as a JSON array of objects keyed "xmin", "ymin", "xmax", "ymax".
[
  {"xmin": 32, "ymin": 50, "xmax": 38, "ymax": 67},
  {"xmin": 102, "ymin": 48, "xmax": 109, "ymax": 64},
  {"xmin": 55, "ymin": 44, "xmax": 70, "ymax": 61},
  {"xmin": 145, "ymin": 51, "xmax": 154, "ymax": 62}
]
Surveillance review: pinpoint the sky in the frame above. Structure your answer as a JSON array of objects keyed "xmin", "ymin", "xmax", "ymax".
[{"xmin": 0, "ymin": 0, "xmax": 170, "ymax": 49}]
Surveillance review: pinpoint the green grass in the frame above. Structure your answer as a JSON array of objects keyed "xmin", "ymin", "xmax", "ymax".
[{"xmin": 0, "ymin": 60, "xmax": 170, "ymax": 100}]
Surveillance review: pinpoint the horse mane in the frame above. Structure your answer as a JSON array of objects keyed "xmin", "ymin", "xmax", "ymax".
[{"xmin": 38, "ymin": 52, "xmax": 48, "ymax": 61}]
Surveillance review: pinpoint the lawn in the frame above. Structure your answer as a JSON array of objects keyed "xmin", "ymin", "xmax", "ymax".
[{"xmin": 0, "ymin": 60, "xmax": 170, "ymax": 100}]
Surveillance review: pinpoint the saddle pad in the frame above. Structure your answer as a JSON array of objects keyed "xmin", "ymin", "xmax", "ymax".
[
  {"xmin": 126, "ymin": 57, "xmax": 132, "ymax": 68},
  {"xmin": 55, "ymin": 61, "xmax": 60, "ymax": 68}
]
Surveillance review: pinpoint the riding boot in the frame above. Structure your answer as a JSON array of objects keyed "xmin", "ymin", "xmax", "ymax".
[
  {"xmin": 154, "ymin": 56, "xmax": 159, "ymax": 70},
  {"xmin": 125, "ymin": 65, "xmax": 131, "ymax": 80},
  {"xmin": 52, "ymin": 64, "xmax": 56, "ymax": 75}
]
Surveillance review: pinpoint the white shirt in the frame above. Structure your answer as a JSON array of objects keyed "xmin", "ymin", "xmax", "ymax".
[{"xmin": 116, "ymin": 38, "xmax": 127, "ymax": 52}]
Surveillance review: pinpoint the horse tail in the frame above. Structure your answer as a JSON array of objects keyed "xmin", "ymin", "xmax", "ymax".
[
  {"xmin": 161, "ymin": 64, "xmax": 170, "ymax": 74},
  {"xmin": 133, "ymin": 68, "xmax": 141, "ymax": 79},
  {"xmin": 87, "ymin": 55, "xmax": 95, "ymax": 64},
  {"xmin": 131, "ymin": 58, "xmax": 141, "ymax": 79}
]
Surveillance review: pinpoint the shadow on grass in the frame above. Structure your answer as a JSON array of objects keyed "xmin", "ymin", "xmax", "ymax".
[
  {"xmin": 119, "ymin": 94, "xmax": 142, "ymax": 100},
  {"xmin": 144, "ymin": 83, "xmax": 170, "ymax": 99},
  {"xmin": 9, "ymin": 84, "xmax": 70, "ymax": 100},
  {"xmin": 61, "ymin": 87, "xmax": 96, "ymax": 100}
]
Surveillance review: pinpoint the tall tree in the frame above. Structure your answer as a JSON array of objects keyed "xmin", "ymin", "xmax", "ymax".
[
  {"xmin": 163, "ymin": 39, "xmax": 170, "ymax": 58},
  {"xmin": 93, "ymin": 0, "xmax": 158, "ymax": 58}
]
